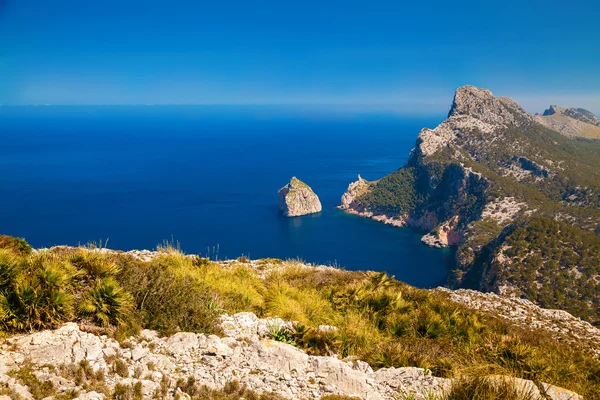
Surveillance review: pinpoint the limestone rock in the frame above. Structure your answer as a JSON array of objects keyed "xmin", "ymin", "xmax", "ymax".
[
  {"xmin": 278, "ymin": 177, "xmax": 322, "ymax": 217},
  {"xmin": 0, "ymin": 311, "xmax": 584, "ymax": 400},
  {"xmin": 448, "ymin": 85, "xmax": 534, "ymax": 127},
  {"xmin": 420, "ymin": 216, "xmax": 461, "ymax": 248},
  {"xmin": 166, "ymin": 332, "xmax": 199, "ymax": 355},
  {"xmin": 339, "ymin": 174, "xmax": 370, "ymax": 210},
  {"xmin": 541, "ymin": 382, "xmax": 583, "ymax": 400}
]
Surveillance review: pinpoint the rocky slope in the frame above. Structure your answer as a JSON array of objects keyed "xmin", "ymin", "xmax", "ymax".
[
  {"xmin": 0, "ymin": 309, "xmax": 585, "ymax": 400},
  {"xmin": 0, "ymin": 313, "xmax": 451, "ymax": 400},
  {"xmin": 340, "ymin": 85, "xmax": 600, "ymax": 325},
  {"xmin": 535, "ymin": 105, "xmax": 600, "ymax": 139},
  {"xmin": 436, "ymin": 288, "xmax": 600, "ymax": 358},
  {"xmin": 278, "ymin": 177, "xmax": 322, "ymax": 217},
  {"xmin": 0, "ymin": 239, "xmax": 598, "ymax": 399}
]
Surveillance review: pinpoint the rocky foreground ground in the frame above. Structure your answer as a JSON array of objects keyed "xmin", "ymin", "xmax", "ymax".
[
  {"xmin": 0, "ymin": 310, "xmax": 585, "ymax": 400},
  {"xmin": 0, "ymin": 248, "xmax": 591, "ymax": 399}
]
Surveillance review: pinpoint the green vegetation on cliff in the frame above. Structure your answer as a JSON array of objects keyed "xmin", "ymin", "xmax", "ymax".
[
  {"xmin": 484, "ymin": 217, "xmax": 600, "ymax": 324},
  {"xmin": 355, "ymin": 167, "xmax": 423, "ymax": 215},
  {"xmin": 0, "ymin": 236, "xmax": 599, "ymax": 398}
]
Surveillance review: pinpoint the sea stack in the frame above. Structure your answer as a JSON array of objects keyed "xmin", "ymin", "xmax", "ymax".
[{"xmin": 278, "ymin": 177, "xmax": 322, "ymax": 217}]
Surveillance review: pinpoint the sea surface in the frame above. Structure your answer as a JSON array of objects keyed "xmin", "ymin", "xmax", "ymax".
[{"xmin": 0, "ymin": 106, "xmax": 453, "ymax": 287}]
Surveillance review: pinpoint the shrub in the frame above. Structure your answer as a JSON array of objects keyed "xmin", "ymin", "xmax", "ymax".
[
  {"xmin": 443, "ymin": 376, "xmax": 540, "ymax": 400},
  {"xmin": 293, "ymin": 323, "xmax": 341, "ymax": 356},
  {"xmin": 58, "ymin": 360, "xmax": 109, "ymax": 395},
  {"xmin": 266, "ymin": 320, "xmax": 296, "ymax": 346},
  {"xmin": 186, "ymin": 380, "xmax": 285, "ymax": 400},
  {"xmin": 77, "ymin": 278, "xmax": 133, "ymax": 326},
  {"xmin": 8, "ymin": 364, "xmax": 56, "ymax": 399},
  {"xmin": 70, "ymin": 250, "xmax": 120, "ymax": 280},
  {"xmin": 117, "ymin": 253, "xmax": 223, "ymax": 335},
  {"xmin": 113, "ymin": 359, "xmax": 129, "ymax": 378},
  {"xmin": 0, "ymin": 235, "xmax": 32, "ymax": 256},
  {"xmin": 0, "ymin": 255, "xmax": 75, "ymax": 331},
  {"xmin": 0, "ymin": 249, "xmax": 23, "ymax": 289}
]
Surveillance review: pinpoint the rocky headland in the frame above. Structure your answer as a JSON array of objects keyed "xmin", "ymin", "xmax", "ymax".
[
  {"xmin": 278, "ymin": 177, "xmax": 322, "ymax": 217},
  {"xmin": 338, "ymin": 85, "xmax": 600, "ymax": 327}
]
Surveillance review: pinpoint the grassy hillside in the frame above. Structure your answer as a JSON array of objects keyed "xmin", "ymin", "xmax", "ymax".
[{"xmin": 0, "ymin": 236, "xmax": 599, "ymax": 398}]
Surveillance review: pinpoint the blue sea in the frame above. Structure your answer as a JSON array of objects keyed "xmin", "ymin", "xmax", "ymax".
[{"xmin": 0, "ymin": 106, "xmax": 452, "ymax": 288}]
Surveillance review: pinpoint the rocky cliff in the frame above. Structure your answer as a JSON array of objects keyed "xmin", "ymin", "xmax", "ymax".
[
  {"xmin": 340, "ymin": 85, "xmax": 600, "ymax": 325},
  {"xmin": 278, "ymin": 177, "xmax": 322, "ymax": 217},
  {"xmin": 535, "ymin": 105, "xmax": 600, "ymax": 139}
]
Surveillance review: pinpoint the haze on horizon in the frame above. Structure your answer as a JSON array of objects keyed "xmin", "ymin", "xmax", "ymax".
[{"xmin": 1, "ymin": 0, "xmax": 599, "ymax": 114}]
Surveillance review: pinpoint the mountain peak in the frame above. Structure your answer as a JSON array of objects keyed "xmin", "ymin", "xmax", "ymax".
[
  {"xmin": 542, "ymin": 105, "xmax": 564, "ymax": 116},
  {"xmin": 448, "ymin": 85, "xmax": 533, "ymax": 126}
]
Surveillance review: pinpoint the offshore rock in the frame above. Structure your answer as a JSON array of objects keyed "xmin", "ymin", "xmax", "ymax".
[{"xmin": 278, "ymin": 177, "xmax": 322, "ymax": 217}]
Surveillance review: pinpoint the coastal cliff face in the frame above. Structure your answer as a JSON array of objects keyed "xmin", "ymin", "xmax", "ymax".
[
  {"xmin": 278, "ymin": 177, "xmax": 322, "ymax": 217},
  {"xmin": 340, "ymin": 85, "xmax": 600, "ymax": 325},
  {"xmin": 535, "ymin": 105, "xmax": 600, "ymax": 139}
]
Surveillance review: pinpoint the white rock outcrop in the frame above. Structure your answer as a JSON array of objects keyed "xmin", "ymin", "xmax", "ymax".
[
  {"xmin": 278, "ymin": 177, "xmax": 322, "ymax": 217},
  {"xmin": 0, "ymin": 313, "xmax": 451, "ymax": 400},
  {"xmin": 339, "ymin": 174, "xmax": 370, "ymax": 210},
  {"xmin": 0, "ymin": 311, "xmax": 583, "ymax": 400}
]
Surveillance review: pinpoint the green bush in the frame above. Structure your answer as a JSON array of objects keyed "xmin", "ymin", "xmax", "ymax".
[
  {"xmin": 179, "ymin": 380, "xmax": 285, "ymax": 400},
  {"xmin": 8, "ymin": 364, "xmax": 56, "ymax": 399},
  {"xmin": 0, "ymin": 254, "xmax": 75, "ymax": 331},
  {"xmin": 443, "ymin": 376, "xmax": 540, "ymax": 400},
  {"xmin": 117, "ymin": 254, "xmax": 222, "ymax": 335},
  {"xmin": 78, "ymin": 278, "xmax": 133, "ymax": 326},
  {"xmin": 0, "ymin": 235, "xmax": 32, "ymax": 256}
]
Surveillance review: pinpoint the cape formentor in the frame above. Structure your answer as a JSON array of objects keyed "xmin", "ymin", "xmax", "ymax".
[{"xmin": 340, "ymin": 85, "xmax": 600, "ymax": 326}]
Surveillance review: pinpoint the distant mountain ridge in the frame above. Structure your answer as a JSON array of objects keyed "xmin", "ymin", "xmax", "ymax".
[
  {"xmin": 535, "ymin": 104, "xmax": 600, "ymax": 138},
  {"xmin": 340, "ymin": 85, "xmax": 600, "ymax": 325},
  {"xmin": 542, "ymin": 105, "xmax": 600, "ymax": 126}
]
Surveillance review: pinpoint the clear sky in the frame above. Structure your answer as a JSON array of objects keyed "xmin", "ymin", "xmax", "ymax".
[{"xmin": 1, "ymin": 0, "xmax": 599, "ymax": 114}]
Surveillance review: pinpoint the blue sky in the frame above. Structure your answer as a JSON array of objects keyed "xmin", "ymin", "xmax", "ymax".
[{"xmin": 1, "ymin": 0, "xmax": 599, "ymax": 113}]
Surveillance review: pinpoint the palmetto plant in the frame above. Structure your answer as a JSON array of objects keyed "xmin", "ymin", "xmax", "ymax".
[
  {"xmin": 77, "ymin": 278, "xmax": 133, "ymax": 327},
  {"xmin": 70, "ymin": 251, "xmax": 120, "ymax": 281},
  {"xmin": 0, "ymin": 249, "xmax": 23, "ymax": 289},
  {"xmin": 0, "ymin": 257, "xmax": 75, "ymax": 331}
]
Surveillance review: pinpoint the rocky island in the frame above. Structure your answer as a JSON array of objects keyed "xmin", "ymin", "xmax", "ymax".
[{"xmin": 278, "ymin": 177, "xmax": 322, "ymax": 217}]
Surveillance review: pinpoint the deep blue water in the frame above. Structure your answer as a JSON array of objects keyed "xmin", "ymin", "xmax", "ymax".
[{"xmin": 0, "ymin": 106, "xmax": 452, "ymax": 288}]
